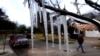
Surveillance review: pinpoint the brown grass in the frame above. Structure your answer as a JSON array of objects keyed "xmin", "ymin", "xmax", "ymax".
[
  {"xmin": 34, "ymin": 34, "xmax": 76, "ymax": 44},
  {"xmin": 93, "ymin": 43, "xmax": 100, "ymax": 49}
]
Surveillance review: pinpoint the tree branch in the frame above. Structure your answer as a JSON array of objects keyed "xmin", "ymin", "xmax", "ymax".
[
  {"xmin": 56, "ymin": 0, "xmax": 61, "ymax": 9},
  {"xmin": 85, "ymin": 0, "xmax": 100, "ymax": 11},
  {"xmin": 50, "ymin": 0, "xmax": 61, "ymax": 9},
  {"xmin": 96, "ymin": 0, "xmax": 99, "ymax": 3},
  {"xmin": 35, "ymin": 0, "xmax": 100, "ymax": 31},
  {"xmin": 50, "ymin": 0, "xmax": 56, "ymax": 7}
]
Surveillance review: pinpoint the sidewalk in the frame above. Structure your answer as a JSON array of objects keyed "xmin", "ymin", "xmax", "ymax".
[{"xmin": 0, "ymin": 41, "xmax": 16, "ymax": 56}]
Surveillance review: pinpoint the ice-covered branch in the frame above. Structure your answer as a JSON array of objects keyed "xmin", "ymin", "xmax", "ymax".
[{"xmin": 35, "ymin": 0, "xmax": 100, "ymax": 31}]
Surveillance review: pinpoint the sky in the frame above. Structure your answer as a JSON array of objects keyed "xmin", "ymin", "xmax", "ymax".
[
  {"xmin": 0, "ymin": 0, "xmax": 30, "ymax": 26},
  {"xmin": 0, "ymin": 0, "xmax": 98, "ymax": 27}
]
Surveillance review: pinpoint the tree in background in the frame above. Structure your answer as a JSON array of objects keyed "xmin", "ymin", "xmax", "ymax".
[
  {"xmin": 0, "ymin": 8, "xmax": 17, "ymax": 33},
  {"xmin": 0, "ymin": 8, "xmax": 17, "ymax": 54},
  {"xmin": 17, "ymin": 25, "xmax": 27, "ymax": 33}
]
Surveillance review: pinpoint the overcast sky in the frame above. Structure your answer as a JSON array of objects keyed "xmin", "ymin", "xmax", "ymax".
[
  {"xmin": 0, "ymin": 0, "xmax": 30, "ymax": 26},
  {"xmin": 0, "ymin": 0, "xmax": 98, "ymax": 27}
]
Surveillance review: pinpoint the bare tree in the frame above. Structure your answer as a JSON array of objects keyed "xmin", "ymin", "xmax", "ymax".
[
  {"xmin": 50, "ymin": 0, "xmax": 61, "ymax": 9},
  {"xmin": 72, "ymin": 0, "xmax": 86, "ymax": 15},
  {"xmin": 85, "ymin": 0, "xmax": 100, "ymax": 11}
]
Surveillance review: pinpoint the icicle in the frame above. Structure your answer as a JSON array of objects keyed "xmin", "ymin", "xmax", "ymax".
[
  {"xmin": 35, "ymin": 2, "xmax": 41, "ymax": 28},
  {"xmin": 32, "ymin": 2, "xmax": 40, "ymax": 28},
  {"xmin": 34, "ymin": 2, "xmax": 39, "ymax": 15},
  {"xmin": 33, "ymin": 14, "xmax": 36, "ymax": 27},
  {"xmin": 50, "ymin": 15, "xmax": 54, "ymax": 48},
  {"xmin": 39, "ymin": 7, "xmax": 42, "ymax": 23},
  {"xmin": 57, "ymin": 16, "xmax": 62, "ymax": 56},
  {"xmin": 28, "ymin": 0, "xmax": 35, "ymax": 53},
  {"xmin": 42, "ymin": 0, "xmax": 49, "ymax": 56},
  {"xmin": 35, "ymin": 12, "xmax": 38, "ymax": 28},
  {"xmin": 62, "ymin": 15, "xmax": 69, "ymax": 56},
  {"xmin": 43, "ymin": 8, "xmax": 49, "ymax": 56},
  {"xmin": 50, "ymin": 13, "xmax": 59, "ymax": 48},
  {"xmin": 28, "ymin": 0, "xmax": 39, "ymax": 53}
]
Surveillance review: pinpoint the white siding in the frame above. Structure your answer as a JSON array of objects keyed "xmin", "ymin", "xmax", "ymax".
[{"xmin": 85, "ymin": 31, "xmax": 100, "ymax": 37}]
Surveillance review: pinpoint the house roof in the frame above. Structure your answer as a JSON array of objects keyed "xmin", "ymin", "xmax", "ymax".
[{"xmin": 72, "ymin": 23, "xmax": 97, "ymax": 31}]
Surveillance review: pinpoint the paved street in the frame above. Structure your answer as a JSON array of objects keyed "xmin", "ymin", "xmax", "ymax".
[
  {"xmin": 11, "ymin": 37, "xmax": 100, "ymax": 56},
  {"xmin": 72, "ymin": 37, "xmax": 100, "ymax": 56},
  {"xmin": 0, "ymin": 40, "xmax": 15, "ymax": 56},
  {"xmin": 0, "ymin": 37, "xmax": 100, "ymax": 56}
]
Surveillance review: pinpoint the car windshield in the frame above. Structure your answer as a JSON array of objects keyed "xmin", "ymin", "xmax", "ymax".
[{"xmin": 14, "ymin": 35, "xmax": 26, "ymax": 39}]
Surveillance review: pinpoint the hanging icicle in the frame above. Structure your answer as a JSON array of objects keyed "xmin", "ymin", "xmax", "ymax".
[
  {"xmin": 24, "ymin": 0, "xmax": 70, "ymax": 56},
  {"xmin": 50, "ymin": 15, "xmax": 54, "ymax": 48},
  {"xmin": 28, "ymin": 0, "xmax": 35, "ymax": 53},
  {"xmin": 32, "ymin": 2, "xmax": 42, "ymax": 28},
  {"xmin": 62, "ymin": 15, "xmax": 69, "ymax": 56},
  {"xmin": 35, "ymin": 12, "xmax": 38, "ymax": 28},
  {"xmin": 39, "ymin": 7, "xmax": 42, "ymax": 23},
  {"xmin": 27, "ymin": 0, "xmax": 39, "ymax": 53},
  {"xmin": 36, "ymin": 2, "xmax": 42, "ymax": 23},
  {"xmin": 42, "ymin": 0, "xmax": 49, "ymax": 56},
  {"xmin": 50, "ymin": 13, "xmax": 60, "ymax": 48},
  {"xmin": 57, "ymin": 16, "xmax": 62, "ymax": 56}
]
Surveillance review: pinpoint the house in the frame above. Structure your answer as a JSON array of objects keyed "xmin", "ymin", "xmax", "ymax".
[{"xmin": 71, "ymin": 22, "xmax": 100, "ymax": 37}]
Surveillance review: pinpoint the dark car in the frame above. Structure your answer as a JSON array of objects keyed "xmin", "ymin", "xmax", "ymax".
[{"xmin": 9, "ymin": 34, "xmax": 29, "ymax": 47}]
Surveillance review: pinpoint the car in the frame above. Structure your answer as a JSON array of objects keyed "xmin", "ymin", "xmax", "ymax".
[{"xmin": 9, "ymin": 34, "xmax": 29, "ymax": 47}]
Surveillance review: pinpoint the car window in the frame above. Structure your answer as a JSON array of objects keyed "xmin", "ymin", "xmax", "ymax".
[{"xmin": 14, "ymin": 35, "xmax": 26, "ymax": 39}]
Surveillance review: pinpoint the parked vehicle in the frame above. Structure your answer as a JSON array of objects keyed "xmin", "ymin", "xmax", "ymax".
[{"xmin": 9, "ymin": 34, "xmax": 29, "ymax": 47}]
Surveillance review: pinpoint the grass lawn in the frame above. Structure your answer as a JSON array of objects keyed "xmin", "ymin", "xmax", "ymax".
[{"xmin": 34, "ymin": 34, "xmax": 76, "ymax": 44}]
